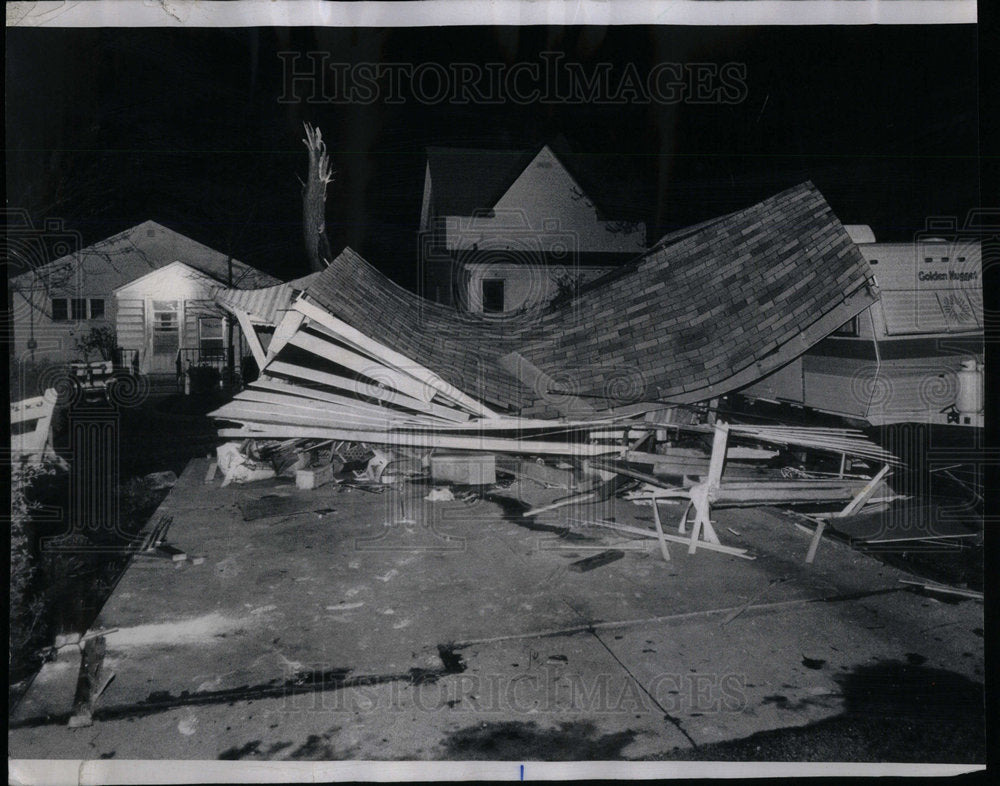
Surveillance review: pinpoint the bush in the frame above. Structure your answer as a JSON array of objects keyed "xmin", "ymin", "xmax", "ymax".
[
  {"xmin": 188, "ymin": 364, "xmax": 222, "ymax": 396},
  {"xmin": 73, "ymin": 325, "xmax": 117, "ymax": 362},
  {"xmin": 241, "ymin": 353, "xmax": 259, "ymax": 385},
  {"xmin": 9, "ymin": 462, "xmax": 59, "ymax": 684}
]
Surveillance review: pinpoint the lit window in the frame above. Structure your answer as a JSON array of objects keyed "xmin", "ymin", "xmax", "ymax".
[
  {"xmin": 199, "ymin": 316, "xmax": 225, "ymax": 358},
  {"xmin": 52, "ymin": 299, "xmax": 68, "ymax": 321},
  {"xmin": 152, "ymin": 300, "xmax": 179, "ymax": 354}
]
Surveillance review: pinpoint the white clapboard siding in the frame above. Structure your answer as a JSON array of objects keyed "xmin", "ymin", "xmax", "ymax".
[{"xmin": 115, "ymin": 298, "xmax": 146, "ymax": 354}]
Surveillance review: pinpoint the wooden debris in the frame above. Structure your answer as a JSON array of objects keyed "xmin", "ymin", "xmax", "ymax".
[
  {"xmin": 138, "ymin": 515, "xmax": 173, "ymax": 553},
  {"xmin": 430, "ymin": 453, "xmax": 496, "ymax": 485},
  {"xmin": 498, "ymin": 458, "xmax": 576, "ymax": 489},
  {"xmin": 204, "ymin": 461, "xmax": 218, "ymax": 484},
  {"xmin": 722, "ymin": 577, "xmax": 792, "ymax": 625},
  {"xmin": 649, "ymin": 496, "xmax": 671, "ymax": 562},
  {"xmin": 568, "ymin": 550, "xmax": 626, "ymax": 572},
  {"xmin": 569, "ymin": 517, "xmax": 755, "ymax": 559},
  {"xmin": 899, "ymin": 580, "xmax": 983, "ymax": 600},
  {"xmin": 154, "ymin": 543, "xmax": 187, "ymax": 562},
  {"xmin": 68, "ymin": 636, "xmax": 109, "ymax": 729},
  {"xmin": 296, "ymin": 462, "xmax": 336, "ymax": 490}
]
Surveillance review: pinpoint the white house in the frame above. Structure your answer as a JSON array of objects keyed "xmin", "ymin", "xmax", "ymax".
[
  {"xmin": 419, "ymin": 144, "xmax": 647, "ymax": 314},
  {"xmin": 9, "ymin": 220, "xmax": 280, "ymax": 377}
]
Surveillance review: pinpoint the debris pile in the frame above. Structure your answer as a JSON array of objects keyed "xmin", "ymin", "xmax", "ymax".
[{"xmin": 207, "ymin": 182, "xmax": 898, "ymax": 559}]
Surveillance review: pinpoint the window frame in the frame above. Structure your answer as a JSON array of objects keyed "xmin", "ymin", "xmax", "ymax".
[
  {"xmin": 51, "ymin": 298, "xmax": 69, "ymax": 322},
  {"xmin": 198, "ymin": 315, "xmax": 226, "ymax": 358},
  {"xmin": 481, "ymin": 278, "xmax": 505, "ymax": 313}
]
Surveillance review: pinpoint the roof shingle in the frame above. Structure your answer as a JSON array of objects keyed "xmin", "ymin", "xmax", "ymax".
[{"xmin": 304, "ymin": 182, "xmax": 875, "ymax": 415}]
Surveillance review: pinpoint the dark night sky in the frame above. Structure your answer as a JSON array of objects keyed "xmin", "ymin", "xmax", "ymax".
[{"xmin": 5, "ymin": 24, "xmax": 980, "ymax": 289}]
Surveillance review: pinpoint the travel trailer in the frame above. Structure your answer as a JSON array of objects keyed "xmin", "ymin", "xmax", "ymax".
[{"xmin": 740, "ymin": 224, "xmax": 984, "ymax": 429}]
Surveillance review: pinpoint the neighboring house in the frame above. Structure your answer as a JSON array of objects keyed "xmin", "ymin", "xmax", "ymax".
[
  {"xmin": 740, "ymin": 224, "xmax": 984, "ymax": 427},
  {"xmin": 9, "ymin": 220, "xmax": 280, "ymax": 376},
  {"xmin": 419, "ymin": 143, "xmax": 647, "ymax": 314}
]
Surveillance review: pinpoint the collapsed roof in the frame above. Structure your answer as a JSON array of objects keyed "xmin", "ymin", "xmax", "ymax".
[{"xmin": 213, "ymin": 181, "xmax": 877, "ymax": 444}]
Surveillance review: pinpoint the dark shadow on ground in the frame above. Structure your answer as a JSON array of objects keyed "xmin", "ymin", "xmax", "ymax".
[{"xmin": 653, "ymin": 660, "xmax": 985, "ymax": 762}]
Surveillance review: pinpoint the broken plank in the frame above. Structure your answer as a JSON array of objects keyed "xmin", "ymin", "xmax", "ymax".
[
  {"xmin": 898, "ymin": 580, "xmax": 983, "ymax": 600},
  {"xmin": 231, "ymin": 307, "xmax": 267, "ymax": 370},
  {"xmin": 568, "ymin": 517, "xmax": 754, "ymax": 559},
  {"xmin": 293, "ymin": 296, "xmax": 495, "ymax": 417},
  {"xmin": 265, "ymin": 361, "xmax": 466, "ymax": 421},
  {"xmin": 567, "ymin": 550, "xmax": 626, "ymax": 572},
  {"xmin": 250, "ymin": 377, "xmax": 470, "ymax": 423},
  {"xmin": 588, "ymin": 459, "xmax": 679, "ymax": 489},
  {"xmin": 264, "ymin": 311, "xmax": 305, "ymax": 363},
  {"xmin": 287, "ymin": 330, "xmax": 431, "ymax": 401},
  {"xmin": 218, "ymin": 424, "xmax": 622, "ymax": 456},
  {"xmin": 67, "ymin": 635, "xmax": 107, "ymax": 728},
  {"xmin": 223, "ymin": 392, "xmax": 424, "ymax": 427},
  {"xmin": 154, "ymin": 544, "xmax": 187, "ymax": 562}
]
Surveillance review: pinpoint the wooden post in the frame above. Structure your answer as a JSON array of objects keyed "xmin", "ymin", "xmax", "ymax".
[
  {"xmin": 68, "ymin": 635, "xmax": 108, "ymax": 728},
  {"xmin": 838, "ymin": 464, "xmax": 891, "ymax": 518},
  {"xmin": 650, "ymin": 496, "xmax": 671, "ymax": 562},
  {"xmin": 684, "ymin": 421, "xmax": 729, "ymax": 554},
  {"xmin": 805, "ymin": 520, "xmax": 826, "ymax": 564}
]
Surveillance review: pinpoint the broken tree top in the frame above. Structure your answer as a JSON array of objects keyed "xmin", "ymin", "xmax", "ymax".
[{"xmin": 300, "ymin": 181, "xmax": 874, "ymax": 413}]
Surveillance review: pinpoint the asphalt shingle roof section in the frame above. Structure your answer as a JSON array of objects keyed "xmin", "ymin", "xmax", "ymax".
[
  {"xmin": 12, "ymin": 220, "xmax": 281, "ymax": 291},
  {"xmin": 302, "ymin": 182, "xmax": 876, "ymax": 417}
]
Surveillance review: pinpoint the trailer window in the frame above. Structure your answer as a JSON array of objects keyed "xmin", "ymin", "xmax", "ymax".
[{"xmin": 832, "ymin": 316, "xmax": 859, "ymax": 337}]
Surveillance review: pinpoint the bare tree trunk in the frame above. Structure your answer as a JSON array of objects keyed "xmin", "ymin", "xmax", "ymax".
[{"xmin": 301, "ymin": 123, "xmax": 335, "ymax": 273}]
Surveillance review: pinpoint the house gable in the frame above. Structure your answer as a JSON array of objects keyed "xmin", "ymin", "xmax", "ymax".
[
  {"xmin": 491, "ymin": 145, "xmax": 602, "ymax": 229},
  {"xmin": 113, "ymin": 260, "xmax": 227, "ymax": 300},
  {"xmin": 447, "ymin": 145, "xmax": 646, "ymax": 255}
]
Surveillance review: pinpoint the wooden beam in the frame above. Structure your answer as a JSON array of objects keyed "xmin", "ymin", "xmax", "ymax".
[
  {"xmin": 805, "ymin": 520, "xmax": 827, "ymax": 564},
  {"xmin": 265, "ymin": 311, "xmax": 304, "ymax": 363},
  {"xmin": 230, "ymin": 308, "xmax": 267, "ymax": 370},
  {"xmin": 568, "ymin": 517, "xmax": 754, "ymax": 559},
  {"xmin": 266, "ymin": 360, "xmax": 449, "ymax": 417},
  {"xmin": 249, "ymin": 378, "xmax": 471, "ymax": 423},
  {"xmin": 650, "ymin": 496, "xmax": 671, "ymax": 562},
  {"xmin": 836, "ymin": 464, "xmax": 892, "ymax": 518},
  {"xmin": 217, "ymin": 423, "xmax": 621, "ymax": 456},
  {"xmin": 212, "ymin": 401, "xmax": 419, "ymax": 430},
  {"xmin": 287, "ymin": 330, "xmax": 431, "ymax": 401},
  {"xmin": 293, "ymin": 296, "xmax": 495, "ymax": 418},
  {"xmin": 224, "ymin": 390, "xmax": 428, "ymax": 426}
]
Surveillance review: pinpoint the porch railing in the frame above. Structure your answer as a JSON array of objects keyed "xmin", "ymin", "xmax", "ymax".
[
  {"xmin": 113, "ymin": 347, "xmax": 140, "ymax": 374},
  {"xmin": 176, "ymin": 347, "xmax": 240, "ymax": 392}
]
